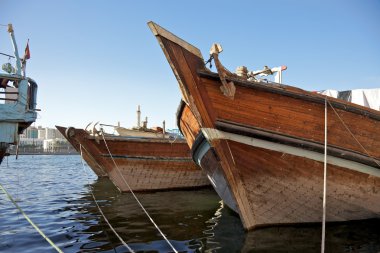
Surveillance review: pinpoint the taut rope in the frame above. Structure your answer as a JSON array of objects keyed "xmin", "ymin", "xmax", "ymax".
[
  {"xmin": 79, "ymin": 145, "xmax": 135, "ymax": 253},
  {"xmin": 321, "ymin": 97, "xmax": 328, "ymax": 253},
  {"xmin": 0, "ymin": 182, "xmax": 63, "ymax": 252},
  {"xmin": 327, "ymin": 99, "xmax": 380, "ymax": 168},
  {"xmin": 100, "ymin": 129, "xmax": 178, "ymax": 253}
]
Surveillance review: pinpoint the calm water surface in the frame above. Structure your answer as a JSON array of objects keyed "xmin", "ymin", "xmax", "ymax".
[{"xmin": 0, "ymin": 155, "xmax": 379, "ymax": 253}]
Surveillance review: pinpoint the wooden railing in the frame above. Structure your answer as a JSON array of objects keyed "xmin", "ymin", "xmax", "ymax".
[{"xmin": 0, "ymin": 91, "xmax": 18, "ymax": 102}]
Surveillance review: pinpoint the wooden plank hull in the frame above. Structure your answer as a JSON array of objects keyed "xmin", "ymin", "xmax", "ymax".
[
  {"xmin": 56, "ymin": 126, "xmax": 108, "ymax": 177},
  {"xmin": 149, "ymin": 22, "xmax": 380, "ymax": 230},
  {"xmin": 56, "ymin": 126, "xmax": 209, "ymax": 192},
  {"xmin": 193, "ymin": 130, "xmax": 380, "ymax": 228}
]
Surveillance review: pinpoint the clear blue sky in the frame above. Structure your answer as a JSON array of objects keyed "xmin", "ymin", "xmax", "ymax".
[{"xmin": 1, "ymin": 0, "xmax": 379, "ymax": 129}]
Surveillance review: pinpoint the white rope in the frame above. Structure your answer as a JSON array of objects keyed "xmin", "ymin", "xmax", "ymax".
[
  {"xmin": 100, "ymin": 129, "xmax": 178, "ymax": 253},
  {"xmin": 321, "ymin": 97, "xmax": 328, "ymax": 253},
  {"xmin": 0, "ymin": 182, "xmax": 63, "ymax": 253},
  {"xmin": 327, "ymin": 99, "xmax": 380, "ymax": 168},
  {"xmin": 79, "ymin": 145, "xmax": 135, "ymax": 253}
]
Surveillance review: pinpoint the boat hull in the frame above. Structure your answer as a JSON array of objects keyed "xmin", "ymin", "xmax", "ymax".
[
  {"xmin": 194, "ymin": 129, "xmax": 380, "ymax": 228},
  {"xmin": 56, "ymin": 126, "xmax": 209, "ymax": 192},
  {"xmin": 149, "ymin": 21, "xmax": 380, "ymax": 230},
  {"xmin": 56, "ymin": 126, "xmax": 108, "ymax": 177}
]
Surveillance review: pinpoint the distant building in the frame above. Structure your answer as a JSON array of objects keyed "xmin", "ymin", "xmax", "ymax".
[
  {"xmin": 38, "ymin": 128, "xmax": 46, "ymax": 139},
  {"xmin": 43, "ymin": 138, "xmax": 73, "ymax": 153},
  {"xmin": 26, "ymin": 126, "xmax": 38, "ymax": 138},
  {"xmin": 45, "ymin": 128, "xmax": 56, "ymax": 139},
  {"xmin": 19, "ymin": 138, "xmax": 44, "ymax": 147},
  {"xmin": 14, "ymin": 125, "xmax": 77, "ymax": 154}
]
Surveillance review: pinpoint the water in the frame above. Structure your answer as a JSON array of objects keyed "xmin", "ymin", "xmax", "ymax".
[{"xmin": 0, "ymin": 155, "xmax": 379, "ymax": 253}]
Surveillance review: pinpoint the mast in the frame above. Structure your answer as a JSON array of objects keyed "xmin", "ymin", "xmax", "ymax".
[{"xmin": 7, "ymin": 24, "xmax": 22, "ymax": 76}]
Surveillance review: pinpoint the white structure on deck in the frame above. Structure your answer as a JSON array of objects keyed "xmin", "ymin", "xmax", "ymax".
[{"xmin": 321, "ymin": 88, "xmax": 380, "ymax": 111}]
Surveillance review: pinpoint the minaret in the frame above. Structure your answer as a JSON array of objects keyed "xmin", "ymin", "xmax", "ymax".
[
  {"xmin": 137, "ymin": 105, "xmax": 141, "ymax": 128},
  {"xmin": 162, "ymin": 120, "xmax": 166, "ymax": 138}
]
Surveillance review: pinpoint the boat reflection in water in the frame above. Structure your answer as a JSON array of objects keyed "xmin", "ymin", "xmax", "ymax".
[
  {"xmin": 69, "ymin": 177, "xmax": 221, "ymax": 252},
  {"xmin": 69, "ymin": 178, "xmax": 380, "ymax": 252}
]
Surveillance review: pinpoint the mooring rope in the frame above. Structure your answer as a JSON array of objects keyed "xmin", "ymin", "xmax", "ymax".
[
  {"xmin": 169, "ymin": 133, "xmax": 179, "ymax": 144},
  {"xmin": 327, "ymin": 99, "xmax": 380, "ymax": 168},
  {"xmin": 0, "ymin": 182, "xmax": 63, "ymax": 253},
  {"xmin": 100, "ymin": 129, "xmax": 179, "ymax": 253},
  {"xmin": 321, "ymin": 97, "xmax": 328, "ymax": 253},
  {"xmin": 79, "ymin": 145, "xmax": 135, "ymax": 253}
]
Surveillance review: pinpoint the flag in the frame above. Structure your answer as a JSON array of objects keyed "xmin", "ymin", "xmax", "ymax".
[{"xmin": 24, "ymin": 40, "xmax": 30, "ymax": 60}]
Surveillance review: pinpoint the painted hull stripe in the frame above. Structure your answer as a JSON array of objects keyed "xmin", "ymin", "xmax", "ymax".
[{"xmin": 201, "ymin": 128, "xmax": 380, "ymax": 177}]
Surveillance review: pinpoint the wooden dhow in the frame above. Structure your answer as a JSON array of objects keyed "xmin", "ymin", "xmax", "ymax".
[
  {"xmin": 56, "ymin": 122, "xmax": 209, "ymax": 192},
  {"xmin": 148, "ymin": 21, "xmax": 380, "ymax": 230},
  {"xmin": 56, "ymin": 126, "xmax": 108, "ymax": 177},
  {"xmin": 0, "ymin": 24, "xmax": 38, "ymax": 165}
]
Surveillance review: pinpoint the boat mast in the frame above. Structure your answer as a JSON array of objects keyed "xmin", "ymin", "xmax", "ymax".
[{"xmin": 7, "ymin": 24, "xmax": 22, "ymax": 76}]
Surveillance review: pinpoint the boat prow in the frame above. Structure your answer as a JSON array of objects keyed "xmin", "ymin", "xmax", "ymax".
[{"xmin": 149, "ymin": 21, "xmax": 380, "ymax": 230}]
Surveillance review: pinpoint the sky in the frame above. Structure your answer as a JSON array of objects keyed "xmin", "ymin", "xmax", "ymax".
[{"xmin": 1, "ymin": 0, "xmax": 379, "ymax": 129}]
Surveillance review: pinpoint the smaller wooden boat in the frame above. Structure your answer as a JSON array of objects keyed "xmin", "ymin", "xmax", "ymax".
[
  {"xmin": 0, "ymin": 24, "xmax": 38, "ymax": 165},
  {"xmin": 56, "ymin": 113, "xmax": 209, "ymax": 192}
]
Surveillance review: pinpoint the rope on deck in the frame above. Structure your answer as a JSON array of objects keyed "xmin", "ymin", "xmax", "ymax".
[
  {"xmin": 100, "ymin": 129, "xmax": 179, "ymax": 253},
  {"xmin": 0, "ymin": 181, "xmax": 64, "ymax": 253},
  {"xmin": 79, "ymin": 145, "xmax": 135, "ymax": 253}
]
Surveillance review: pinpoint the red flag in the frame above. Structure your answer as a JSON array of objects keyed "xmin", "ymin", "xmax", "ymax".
[{"xmin": 24, "ymin": 40, "xmax": 30, "ymax": 60}]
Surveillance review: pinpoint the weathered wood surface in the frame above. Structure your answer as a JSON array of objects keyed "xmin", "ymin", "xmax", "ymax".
[
  {"xmin": 227, "ymin": 140, "xmax": 380, "ymax": 228},
  {"xmin": 57, "ymin": 126, "xmax": 209, "ymax": 192},
  {"xmin": 150, "ymin": 21, "xmax": 380, "ymax": 230},
  {"xmin": 177, "ymin": 101, "xmax": 201, "ymax": 149},
  {"xmin": 201, "ymin": 77, "xmax": 380, "ymax": 159},
  {"xmin": 152, "ymin": 22, "xmax": 380, "ymax": 160}
]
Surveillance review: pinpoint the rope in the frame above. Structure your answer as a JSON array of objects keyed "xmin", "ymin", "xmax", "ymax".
[
  {"xmin": 319, "ymin": 98, "xmax": 380, "ymax": 252},
  {"xmin": 100, "ymin": 129, "xmax": 178, "ymax": 253},
  {"xmin": 79, "ymin": 145, "xmax": 135, "ymax": 253},
  {"xmin": 327, "ymin": 99, "xmax": 380, "ymax": 168},
  {"xmin": 0, "ymin": 182, "xmax": 63, "ymax": 253},
  {"xmin": 169, "ymin": 133, "xmax": 179, "ymax": 144},
  {"xmin": 321, "ymin": 97, "xmax": 328, "ymax": 253}
]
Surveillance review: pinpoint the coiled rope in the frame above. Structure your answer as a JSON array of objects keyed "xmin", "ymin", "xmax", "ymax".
[
  {"xmin": 0, "ymin": 182, "xmax": 63, "ymax": 253},
  {"xmin": 79, "ymin": 145, "xmax": 135, "ymax": 253},
  {"xmin": 100, "ymin": 129, "xmax": 178, "ymax": 253}
]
